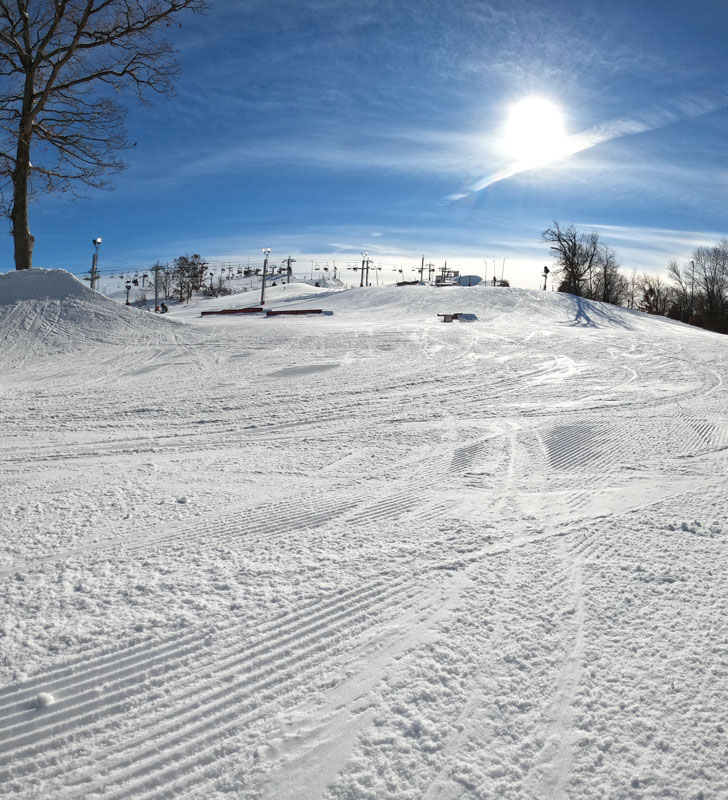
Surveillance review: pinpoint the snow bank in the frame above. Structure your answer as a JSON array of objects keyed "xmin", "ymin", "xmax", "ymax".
[
  {"xmin": 268, "ymin": 283, "xmax": 680, "ymax": 331},
  {"xmin": 0, "ymin": 268, "xmax": 182, "ymax": 363},
  {"xmin": 0, "ymin": 267, "xmax": 101, "ymax": 305}
]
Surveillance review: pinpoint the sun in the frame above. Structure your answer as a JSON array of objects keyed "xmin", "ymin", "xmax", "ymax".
[{"xmin": 503, "ymin": 98, "xmax": 569, "ymax": 166}]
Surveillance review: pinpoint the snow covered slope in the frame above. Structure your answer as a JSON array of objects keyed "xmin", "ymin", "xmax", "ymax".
[
  {"xmin": 0, "ymin": 269, "xmax": 185, "ymax": 366},
  {"xmin": 0, "ymin": 272, "xmax": 726, "ymax": 799}
]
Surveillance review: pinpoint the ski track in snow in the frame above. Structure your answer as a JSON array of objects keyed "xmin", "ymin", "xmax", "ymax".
[{"xmin": 1, "ymin": 271, "xmax": 726, "ymax": 799}]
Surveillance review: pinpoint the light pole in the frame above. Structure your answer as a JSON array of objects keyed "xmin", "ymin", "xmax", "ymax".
[
  {"xmin": 260, "ymin": 248, "xmax": 271, "ymax": 305},
  {"xmin": 90, "ymin": 237, "xmax": 102, "ymax": 290},
  {"xmin": 542, "ymin": 266, "xmax": 550, "ymax": 291},
  {"xmin": 689, "ymin": 257, "xmax": 695, "ymax": 323},
  {"xmin": 153, "ymin": 262, "xmax": 164, "ymax": 311}
]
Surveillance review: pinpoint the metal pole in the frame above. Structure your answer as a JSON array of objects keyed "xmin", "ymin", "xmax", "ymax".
[
  {"xmin": 689, "ymin": 258, "xmax": 695, "ymax": 322},
  {"xmin": 90, "ymin": 237, "xmax": 101, "ymax": 290},
  {"xmin": 360, "ymin": 252, "xmax": 366, "ymax": 287},
  {"xmin": 420, "ymin": 255, "xmax": 424, "ymax": 282},
  {"xmin": 260, "ymin": 249, "xmax": 270, "ymax": 305},
  {"xmin": 153, "ymin": 263, "xmax": 164, "ymax": 311}
]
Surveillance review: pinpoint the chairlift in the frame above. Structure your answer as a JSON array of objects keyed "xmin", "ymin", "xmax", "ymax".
[{"xmin": 237, "ymin": 268, "xmax": 243, "ymax": 274}]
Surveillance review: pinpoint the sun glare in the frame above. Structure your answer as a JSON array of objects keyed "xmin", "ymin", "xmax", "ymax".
[{"xmin": 503, "ymin": 98, "xmax": 569, "ymax": 167}]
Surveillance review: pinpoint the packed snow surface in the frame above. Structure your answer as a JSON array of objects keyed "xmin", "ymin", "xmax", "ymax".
[{"xmin": 1, "ymin": 269, "xmax": 726, "ymax": 799}]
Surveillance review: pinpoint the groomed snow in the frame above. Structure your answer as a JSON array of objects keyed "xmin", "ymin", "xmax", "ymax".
[{"xmin": 0, "ymin": 269, "xmax": 726, "ymax": 799}]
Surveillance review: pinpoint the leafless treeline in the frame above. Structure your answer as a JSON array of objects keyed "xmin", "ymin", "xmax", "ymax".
[{"xmin": 543, "ymin": 223, "xmax": 728, "ymax": 334}]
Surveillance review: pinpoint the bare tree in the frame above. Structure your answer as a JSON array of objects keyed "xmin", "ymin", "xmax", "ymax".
[
  {"xmin": 667, "ymin": 241, "xmax": 728, "ymax": 331},
  {"xmin": 542, "ymin": 222, "xmax": 600, "ymax": 297},
  {"xmin": 172, "ymin": 253, "xmax": 207, "ymax": 303},
  {"xmin": 666, "ymin": 259, "xmax": 689, "ymax": 321},
  {"xmin": 0, "ymin": 0, "xmax": 205, "ymax": 270},
  {"xmin": 692, "ymin": 242, "xmax": 728, "ymax": 330},
  {"xmin": 591, "ymin": 244, "xmax": 625, "ymax": 304},
  {"xmin": 626, "ymin": 268, "xmax": 640, "ymax": 310},
  {"xmin": 638, "ymin": 273, "xmax": 671, "ymax": 316}
]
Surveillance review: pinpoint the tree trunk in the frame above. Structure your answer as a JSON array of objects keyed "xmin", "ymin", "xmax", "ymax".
[
  {"xmin": 12, "ymin": 74, "xmax": 36, "ymax": 270},
  {"xmin": 12, "ymin": 148, "xmax": 34, "ymax": 270}
]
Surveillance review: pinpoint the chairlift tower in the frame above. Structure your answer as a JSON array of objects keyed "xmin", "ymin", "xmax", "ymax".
[{"xmin": 285, "ymin": 255, "xmax": 296, "ymax": 284}]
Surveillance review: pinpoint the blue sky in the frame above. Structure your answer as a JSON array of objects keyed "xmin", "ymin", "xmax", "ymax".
[{"xmin": 5, "ymin": 0, "xmax": 728, "ymax": 287}]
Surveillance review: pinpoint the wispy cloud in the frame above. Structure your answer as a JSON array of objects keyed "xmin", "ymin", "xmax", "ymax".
[{"xmin": 462, "ymin": 88, "xmax": 728, "ymax": 195}]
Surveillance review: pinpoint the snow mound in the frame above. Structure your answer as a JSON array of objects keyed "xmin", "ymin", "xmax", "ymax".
[
  {"xmin": 35, "ymin": 691, "xmax": 55, "ymax": 709},
  {"xmin": 0, "ymin": 269, "xmax": 182, "ymax": 363},
  {"xmin": 273, "ymin": 284, "xmax": 690, "ymax": 332},
  {"xmin": 1, "ymin": 267, "xmax": 101, "ymax": 305}
]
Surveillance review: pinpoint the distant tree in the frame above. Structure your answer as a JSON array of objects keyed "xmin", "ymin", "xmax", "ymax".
[
  {"xmin": 666, "ymin": 240, "xmax": 728, "ymax": 332},
  {"xmin": 625, "ymin": 268, "xmax": 640, "ymax": 310},
  {"xmin": 692, "ymin": 241, "xmax": 728, "ymax": 331},
  {"xmin": 638, "ymin": 274, "xmax": 671, "ymax": 316},
  {"xmin": 666, "ymin": 259, "xmax": 690, "ymax": 322},
  {"xmin": 212, "ymin": 271, "xmax": 230, "ymax": 298},
  {"xmin": 542, "ymin": 222, "xmax": 600, "ymax": 297},
  {"xmin": 172, "ymin": 254, "xmax": 207, "ymax": 303},
  {"xmin": 0, "ymin": 0, "xmax": 205, "ymax": 271},
  {"xmin": 591, "ymin": 245, "xmax": 626, "ymax": 305}
]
